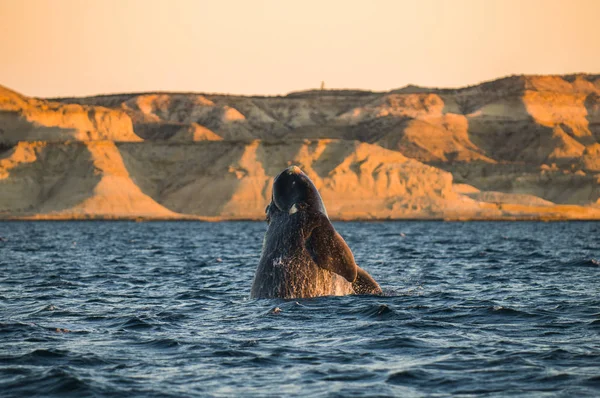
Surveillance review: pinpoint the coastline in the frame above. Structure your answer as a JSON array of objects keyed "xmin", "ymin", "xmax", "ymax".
[{"xmin": 2, "ymin": 74, "xmax": 599, "ymax": 221}]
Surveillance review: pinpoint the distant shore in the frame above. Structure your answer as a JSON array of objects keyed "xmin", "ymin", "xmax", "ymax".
[
  {"xmin": 1, "ymin": 74, "xmax": 599, "ymax": 221},
  {"xmin": 2, "ymin": 215, "xmax": 599, "ymax": 222}
]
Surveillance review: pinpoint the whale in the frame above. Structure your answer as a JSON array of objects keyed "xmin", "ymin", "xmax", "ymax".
[{"xmin": 250, "ymin": 166, "xmax": 382, "ymax": 299}]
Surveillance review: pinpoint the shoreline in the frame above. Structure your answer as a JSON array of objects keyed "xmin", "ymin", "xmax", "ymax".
[{"xmin": 1, "ymin": 215, "xmax": 600, "ymax": 222}]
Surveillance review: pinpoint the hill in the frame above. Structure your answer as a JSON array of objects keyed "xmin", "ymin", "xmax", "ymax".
[{"xmin": 1, "ymin": 74, "xmax": 599, "ymax": 220}]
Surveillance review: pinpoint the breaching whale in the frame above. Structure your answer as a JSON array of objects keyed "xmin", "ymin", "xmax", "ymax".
[{"xmin": 250, "ymin": 166, "xmax": 382, "ymax": 299}]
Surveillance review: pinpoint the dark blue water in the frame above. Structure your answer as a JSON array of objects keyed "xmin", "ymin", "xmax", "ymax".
[{"xmin": 1, "ymin": 221, "xmax": 599, "ymax": 397}]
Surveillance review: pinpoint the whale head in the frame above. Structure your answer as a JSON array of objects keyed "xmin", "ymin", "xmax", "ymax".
[{"xmin": 269, "ymin": 166, "xmax": 328, "ymax": 218}]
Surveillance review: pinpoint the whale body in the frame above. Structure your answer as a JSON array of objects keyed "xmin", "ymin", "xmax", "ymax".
[{"xmin": 250, "ymin": 166, "xmax": 382, "ymax": 299}]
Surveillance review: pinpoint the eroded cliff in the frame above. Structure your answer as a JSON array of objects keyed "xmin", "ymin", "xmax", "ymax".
[{"xmin": 1, "ymin": 74, "xmax": 599, "ymax": 220}]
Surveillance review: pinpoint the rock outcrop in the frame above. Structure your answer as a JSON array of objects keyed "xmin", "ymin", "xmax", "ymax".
[
  {"xmin": 1, "ymin": 74, "xmax": 599, "ymax": 220},
  {"xmin": 0, "ymin": 85, "xmax": 141, "ymax": 143}
]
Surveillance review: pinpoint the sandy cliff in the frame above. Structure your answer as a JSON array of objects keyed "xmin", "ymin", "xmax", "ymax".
[
  {"xmin": 0, "ymin": 86, "xmax": 141, "ymax": 143},
  {"xmin": 1, "ymin": 74, "xmax": 600, "ymax": 220}
]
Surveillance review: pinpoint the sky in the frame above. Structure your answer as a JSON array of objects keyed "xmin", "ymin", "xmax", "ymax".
[{"xmin": 0, "ymin": 0, "xmax": 598, "ymax": 97}]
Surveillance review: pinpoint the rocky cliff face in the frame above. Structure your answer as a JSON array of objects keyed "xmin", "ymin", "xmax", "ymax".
[{"xmin": 1, "ymin": 74, "xmax": 599, "ymax": 220}]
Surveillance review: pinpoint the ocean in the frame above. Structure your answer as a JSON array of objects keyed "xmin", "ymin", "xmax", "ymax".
[{"xmin": 1, "ymin": 221, "xmax": 599, "ymax": 397}]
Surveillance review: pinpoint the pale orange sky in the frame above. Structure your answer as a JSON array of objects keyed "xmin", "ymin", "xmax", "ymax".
[{"xmin": 1, "ymin": 0, "xmax": 598, "ymax": 98}]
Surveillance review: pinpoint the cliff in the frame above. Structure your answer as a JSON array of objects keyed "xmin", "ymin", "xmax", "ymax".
[{"xmin": 1, "ymin": 74, "xmax": 599, "ymax": 220}]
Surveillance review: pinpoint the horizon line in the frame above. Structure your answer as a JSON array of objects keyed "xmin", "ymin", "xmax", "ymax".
[{"xmin": 3, "ymin": 72, "xmax": 599, "ymax": 100}]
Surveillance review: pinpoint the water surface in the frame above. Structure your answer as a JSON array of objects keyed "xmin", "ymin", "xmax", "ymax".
[{"xmin": 1, "ymin": 221, "xmax": 599, "ymax": 396}]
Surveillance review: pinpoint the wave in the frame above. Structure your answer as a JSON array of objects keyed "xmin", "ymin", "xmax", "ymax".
[
  {"xmin": 118, "ymin": 316, "xmax": 155, "ymax": 330},
  {"xmin": 588, "ymin": 319, "xmax": 600, "ymax": 328},
  {"xmin": 360, "ymin": 304, "xmax": 398, "ymax": 320},
  {"xmin": 0, "ymin": 366, "xmax": 93, "ymax": 396},
  {"xmin": 1, "ymin": 349, "xmax": 110, "ymax": 367},
  {"xmin": 562, "ymin": 258, "xmax": 600, "ymax": 268},
  {"xmin": 3, "ymin": 221, "xmax": 600, "ymax": 396},
  {"xmin": 134, "ymin": 337, "xmax": 181, "ymax": 349},
  {"xmin": 487, "ymin": 305, "xmax": 537, "ymax": 318},
  {"xmin": 387, "ymin": 368, "xmax": 432, "ymax": 384},
  {"xmin": 0, "ymin": 322, "xmax": 41, "ymax": 335},
  {"xmin": 364, "ymin": 336, "xmax": 426, "ymax": 350}
]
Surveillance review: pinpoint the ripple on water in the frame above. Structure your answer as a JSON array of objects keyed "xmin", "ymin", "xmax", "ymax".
[
  {"xmin": 134, "ymin": 337, "xmax": 182, "ymax": 350},
  {"xmin": 562, "ymin": 258, "xmax": 600, "ymax": 268},
  {"xmin": 2, "ymin": 366, "xmax": 94, "ymax": 396},
  {"xmin": 1, "ymin": 221, "xmax": 600, "ymax": 396}
]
